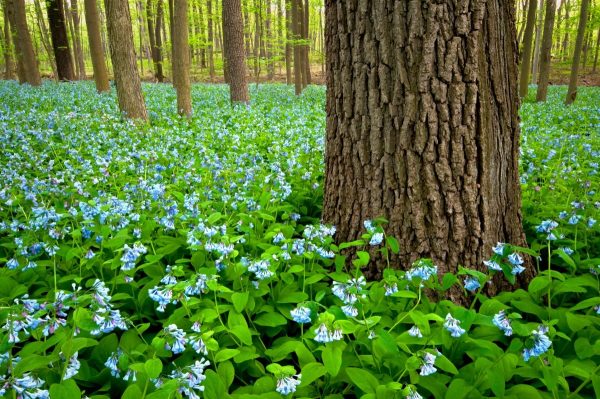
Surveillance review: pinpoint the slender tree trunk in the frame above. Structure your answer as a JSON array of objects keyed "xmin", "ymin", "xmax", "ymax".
[
  {"xmin": 84, "ymin": 0, "xmax": 108, "ymax": 92},
  {"xmin": 253, "ymin": 0, "xmax": 260, "ymax": 82},
  {"xmin": 562, "ymin": 0, "xmax": 570, "ymax": 61},
  {"xmin": 154, "ymin": 0, "xmax": 164, "ymax": 81},
  {"xmin": 68, "ymin": 0, "xmax": 85, "ymax": 78},
  {"xmin": 104, "ymin": 0, "xmax": 147, "ymax": 119},
  {"xmin": 593, "ymin": 28, "xmax": 600, "ymax": 73},
  {"xmin": 4, "ymin": 0, "xmax": 25, "ymax": 82},
  {"xmin": 172, "ymin": 0, "xmax": 191, "ymax": 116},
  {"xmin": 266, "ymin": 0, "xmax": 274, "ymax": 79},
  {"xmin": 323, "ymin": 0, "xmax": 532, "ymax": 295},
  {"xmin": 536, "ymin": 0, "xmax": 556, "ymax": 102},
  {"xmin": 516, "ymin": 0, "xmax": 527, "ymax": 45},
  {"xmin": 582, "ymin": 31, "xmax": 591, "ymax": 70},
  {"xmin": 207, "ymin": 0, "xmax": 215, "ymax": 80},
  {"xmin": 222, "ymin": 0, "xmax": 248, "ymax": 103},
  {"xmin": 2, "ymin": 2, "xmax": 16, "ymax": 79},
  {"xmin": 519, "ymin": 0, "xmax": 537, "ymax": 97},
  {"xmin": 284, "ymin": 0, "xmax": 291, "ymax": 84},
  {"xmin": 196, "ymin": 0, "xmax": 206, "ymax": 69},
  {"xmin": 32, "ymin": 0, "xmax": 57, "ymax": 78},
  {"xmin": 292, "ymin": 0, "xmax": 302, "ymax": 94},
  {"xmin": 531, "ymin": 0, "xmax": 543, "ymax": 84},
  {"xmin": 302, "ymin": 0, "xmax": 310, "ymax": 86},
  {"xmin": 566, "ymin": 0, "xmax": 591, "ymax": 104},
  {"xmin": 10, "ymin": 0, "xmax": 41, "ymax": 85},
  {"xmin": 47, "ymin": 0, "xmax": 75, "ymax": 80},
  {"xmin": 136, "ymin": 0, "xmax": 145, "ymax": 76}
]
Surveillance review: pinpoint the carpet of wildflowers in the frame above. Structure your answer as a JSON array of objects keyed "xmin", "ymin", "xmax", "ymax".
[{"xmin": 0, "ymin": 81, "xmax": 599, "ymax": 399}]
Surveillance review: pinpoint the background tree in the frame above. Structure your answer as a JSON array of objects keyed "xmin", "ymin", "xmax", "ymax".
[
  {"xmin": 566, "ymin": 0, "xmax": 591, "ymax": 104},
  {"xmin": 519, "ymin": 0, "xmax": 538, "ymax": 97},
  {"xmin": 84, "ymin": 0, "xmax": 109, "ymax": 92},
  {"xmin": 323, "ymin": 0, "xmax": 532, "ymax": 291},
  {"xmin": 46, "ymin": 0, "xmax": 75, "ymax": 80},
  {"xmin": 147, "ymin": 0, "xmax": 164, "ymax": 82},
  {"xmin": 8, "ymin": 0, "xmax": 41, "ymax": 85},
  {"xmin": 104, "ymin": 0, "xmax": 147, "ymax": 119},
  {"xmin": 223, "ymin": 0, "xmax": 249, "ymax": 103},
  {"xmin": 531, "ymin": 0, "xmax": 544, "ymax": 84},
  {"xmin": 1, "ymin": 1, "xmax": 16, "ymax": 79},
  {"xmin": 68, "ymin": 0, "xmax": 86, "ymax": 79},
  {"xmin": 33, "ymin": 0, "xmax": 57, "ymax": 78},
  {"xmin": 536, "ymin": 0, "xmax": 557, "ymax": 102},
  {"xmin": 172, "ymin": 0, "xmax": 191, "ymax": 116}
]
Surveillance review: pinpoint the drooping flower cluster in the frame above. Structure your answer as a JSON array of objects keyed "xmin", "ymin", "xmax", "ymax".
[
  {"xmin": 405, "ymin": 260, "xmax": 438, "ymax": 282},
  {"xmin": 444, "ymin": 314, "xmax": 466, "ymax": 338},
  {"xmin": 89, "ymin": 280, "xmax": 128, "ymax": 335},
  {"xmin": 169, "ymin": 359, "xmax": 210, "ymax": 399},
  {"xmin": 419, "ymin": 352, "xmax": 437, "ymax": 376},
  {"xmin": 290, "ymin": 306, "xmax": 311, "ymax": 324},
  {"xmin": 492, "ymin": 310, "xmax": 513, "ymax": 336},
  {"xmin": 313, "ymin": 323, "xmax": 343, "ymax": 343},
  {"xmin": 331, "ymin": 276, "xmax": 366, "ymax": 317},
  {"xmin": 276, "ymin": 373, "xmax": 302, "ymax": 395},
  {"xmin": 536, "ymin": 220, "xmax": 559, "ymax": 241},
  {"xmin": 522, "ymin": 325, "xmax": 552, "ymax": 361},
  {"xmin": 120, "ymin": 242, "xmax": 147, "ymax": 271}
]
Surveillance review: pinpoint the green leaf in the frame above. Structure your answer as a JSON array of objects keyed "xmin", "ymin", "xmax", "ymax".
[
  {"xmin": 232, "ymin": 292, "xmax": 249, "ymax": 313},
  {"xmin": 217, "ymin": 361, "xmax": 235, "ymax": 389},
  {"xmin": 145, "ymin": 358, "xmax": 163, "ymax": 379},
  {"xmin": 435, "ymin": 355, "xmax": 458, "ymax": 375},
  {"xmin": 49, "ymin": 380, "xmax": 81, "ymax": 399},
  {"xmin": 445, "ymin": 378, "xmax": 469, "ymax": 399},
  {"xmin": 385, "ymin": 236, "xmax": 400, "ymax": 254},
  {"xmin": 487, "ymin": 367, "xmax": 505, "ymax": 397},
  {"xmin": 299, "ymin": 362, "xmax": 327, "ymax": 387},
  {"xmin": 230, "ymin": 324, "xmax": 253, "ymax": 345},
  {"xmin": 345, "ymin": 367, "xmax": 379, "ymax": 394},
  {"xmin": 339, "ymin": 240, "xmax": 365, "ymax": 250},
  {"xmin": 505, "ymin": 384, "xmax": 544, "ymax": 399},
  {"xmin": 322, "ymin": 343, "xmax": 344, "ymax": 377},
  {"xmin": 122, "ymin": 384, "xmax": 143, "ymax": 399},
  {"xmin": 277, "ymin": 290, "xmax": 308, "ymax": 303},
  {"xmin": 566, "ymin": 312, "xmax": 592, "ymax": 332},
  {"xmin": 215, "ymin": 349, "xmax": 241, "ymax": 363},
  {"xmin": 254, "ymin": 312, "xmax": 288, "ymax": 327},
  {"xmin": 528, "ymin": 276, "xmax": 550, "ymax": 294},
  {"xmin": 353, "ymin": 251, "xmax": 370, "ymax": 267},
  {"xmin": 14, "ymin": 354, "xmax": 59, "ymax": 376}
]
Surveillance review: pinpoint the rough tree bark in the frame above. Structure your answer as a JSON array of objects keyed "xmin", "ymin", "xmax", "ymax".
[
  {"xmin": 46, "ymin": 0, "xmax": 75, "ymax": 80},
  {"xmin": 566, "ymin": 0, "xmax": 591, "ymax": 105},
  {"xmin": 104, "ymin": 0, "xmax": 147, "ymax": 119},
  {"xmin": 536, "ymin": 0, "xmax": 556, "ymax": 102},
  {"xmin": 593, "ymin": 28, "xmax": 600, "ymax": 73},
  {"xmin": 9, "ymin": 0, "xmax": 41, "ymax": 85},
  {"xmin": 285, "ymin": 0, "xmax": 292, "ymax": 84},
  {"xmin": 4, "ymin": 0, "xmax": 25, "ymax": 82},
  {"xmin": 2, "ymin": 2, "xmax": 16, "ymax": 79},
  {"xmin": 302, "ymin": 0, "xmax": 310, "ymax": 86},
  {"xmin": 222, "ymin": 0, "xmax": 249, "ymax": 103},
  {"xmin": 323, "ymin": 0, "xmax": 533, "ymax": 293},
  {"xmin": 33, "ymin": 0, "xmax": 57, "ymax": 78},
  {"xmin": 531, "ymin": 0, "xmax": 543, "ymax": 84},
  {"xmin": 147, "ymin": 0, "xmax": 164, "ymax": 82},
  {"xmin": 84, "ymin": 0, "xmax": 109, "ymax": 92},
  {"xmin": 172, "ymin": 0, "xmax": 191, "ymax": 116},
  {"xmin": 291, "ymin": 0, "xmax": 302, "ymax": 94},
  {"xmin": 519, "ymin": 0, "xmax": 537, "ymax": 97}
]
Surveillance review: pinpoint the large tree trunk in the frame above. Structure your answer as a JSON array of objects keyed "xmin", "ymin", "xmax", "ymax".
[
  {"xmin": 104, "ymin": 0, "xmax": 147, "ymax": 119},
  {"xmin": 536, "ymin": 0, "xmax": 556, "ymax": 102},
  {"xmin": 152, "ymin": 0, "xmax": 164, "ymax": 82},
  {"xmin": 323, "ymin": 0, "xmax": 532, "ymax": 293},
  {"xmin": 68, "ymin": 0, "xmax": 85, "ymax": 79},
  {"xmin": 519, "ymin": 0, "xmax": 537, "ymax": 97},
  {"xmin": 84, "ymin": 0, "xmax": 109, "ymax": 92},
  {"xmin": 207, "ymin": 0, "xmax": 215, "ymax": 81},
  {"xmin": 47, "ymin": 0, "xmax": 75, "ymax": 80},
  {"xmin": 9, "ymin": 0, "xmax": 41, "ymax": 85},
  {"xmin": 566, "ymin": 0, "xmax": 591, "ymax": 105},
  {"xmin": 4, "ymin": 0, "xmax": 25, "ymax": 82},
  {"xmin": 172, "ymin": 0, "xmax": 191, "ymax": 116},
  {"xmin": 222, "ymin": 0, "xmax": 248, "ymax": 103}
]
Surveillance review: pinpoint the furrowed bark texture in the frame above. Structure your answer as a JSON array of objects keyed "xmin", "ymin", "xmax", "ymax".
[
  {"xmin": 323, "ymin": 0, "xmax": 532, "ymax": 291},
  {"xmin": 566, "ymin": 0, "xmax": 590, "ymax": 105},
  {"xmin": 536, "ymin": 0, "xmax": 556, "ymax": 102},
  {"xmin": 47, "ymin": 0, "xmax": 75, "ymax": 81},
  {"xmin": 223, "ymin": 0, "xmax": 249, "ymax": 103},
  {"xmin": 519, "ymin": 0, "xmax": 537, "ymax": 97},
  {"xmin": 172, "ymin": 0, "xmax": 191, "ymax": 116},
  {"xmin": 104, "ymin": 0, "xmax": 147, "ymax": 120},
  {"xmin": 11, "ymin": 0, "xmax": 41, "ymax": 85}
]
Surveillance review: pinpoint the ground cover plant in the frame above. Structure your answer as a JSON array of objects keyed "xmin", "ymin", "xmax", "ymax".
[{"xmin": 0, "ymin": 81, "xmax": 599, "ymax": 399}]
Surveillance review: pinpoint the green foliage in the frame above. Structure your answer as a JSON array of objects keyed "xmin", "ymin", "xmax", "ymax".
[{"xmin": 0, "ymin": 82, "xmax": 598, "ymax": 398}]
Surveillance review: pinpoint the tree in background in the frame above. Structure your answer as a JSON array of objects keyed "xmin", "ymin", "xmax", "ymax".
[
  {"xmin": 146, "ymin": 0, "xmax": 164, "ymax": 82},
  {"xmin": 84, "ymin": 0, "xmax": 109, "ymax": 92},
  {"xmin": 1, "ymin": 1, "xmax": 16, "ymax": 79},
  {"xmin": 519, "ymin": 0, "xmax": 538, "ymax": 97},
  {"xmin": 536, "ymin": 0, "xmax": 557, "ymax": 102},
  {"xmin": 566, "ymin": 0, "xmax": 591, "ymax": 104},
  {"xmin": 323, "ymin": 0, "xmax": 532, "ymax": 293},
  {"xmin": 223, "ymin": 0, "xmax": 249, "ymax": 103},
  {"xmin": 7, "ymin": 0, "xmax": 41, "ymax": 85},
  {"xmin": 172, "ymin": 0, "xmax": 191, "ymax": 116},
  {"xmin": 46, "ymin": 0, "xmax": 75, "ymax": 80},
  {"xmin": 104, "ymin": 0, "xmax": 147, "ymax": 119}
]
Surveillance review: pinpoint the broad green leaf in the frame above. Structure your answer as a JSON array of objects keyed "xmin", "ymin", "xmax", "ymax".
[
  {"xmin": 299, "ymin": 362, "xmax": 327, "ymax": 387},
  {"xmin": 345, "ymin": 367, "xmax": 379, "ymax": 394},
  {"xmin": 49, "ymin": 380, "xmax": 81, "ymax": 399},
  {"xmin": 145, "ymin": 358, "xmax": 163, "ymax": 379}
]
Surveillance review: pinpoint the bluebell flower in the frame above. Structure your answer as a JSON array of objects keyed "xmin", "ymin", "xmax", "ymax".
[
  {"xmin": 492, "ymin": 242, "xmax": 506, "ymax": 256},
  {"xmin": 123, "ymin": 369, "xmax": 137, "ymax": 382},
  {"xmin": 248, "ymin": 259, "xmax": 273, "ymax": 280},
  {"xmin": 12, "ymin": 373, "xmax": 49, "ymax": 399},
  {"xmin": 484, "ymin": 259, "xmax": 502, "ymax": 271},
  {"xmin": 536, "ymin": 220, "xmax": 558, "ymax": 233},
  {"xmin": 588, "ymin": 218, "xmax": 596, "ymax": 228},
  {"xmin": 169, "ymin": 359, "xmax": 210, "ymax": 398},
  {"xmin": 568, "ymin": 215, "xmax": 582, "ymax": 225},
  {"xmin": 522, "ymin": 325, "xmax": 551, "ymax": 361},
  {"xmin": 341, "ymin": 305, "xmax": 358, "ymax": 317},
  {"xmin": 363, "ymin": 220, "xmax": 374, "ymax": 232},
  {"xmin": 7, "ymin": 258, "xmax": 19, "ymax": 269},
  {"xmin": 405, "ymin": 261, "xmax": 437, "ymax": 282},
  {"xmin": 276, "ymin": 374, "xmax": 302, "ymax": 395},
  {"xmin": 384, "ymin": 283, "xmax": 398, "ymax": 296},
  {"xmin": 492, "ymin": 310, "xmax": 513, "ymax": 336},
  {"xmin": 290, "ymin": 306, "xmax": 311, "ymax": 324},
  {"xmin": 464, "ymin": 276, "xmax": 480, "ymax": 292},
  {"xmin": 419, "ymin": 352, "xmax": 437, "ymax": 376},
  {"xmin": 558, "ymin": 211, "xmax": 568, "ymax": 219},
  {"xmin": 164, "ymin": 324, "xmax": 187, "ymax": 354},
  {"xmin": 560, "ymin": 247, "xmax": 574, "ymax": 255},
  {"xmin": 63, "ymin": 352, "xmax": 80, "ymax": 380},
  {"xmin": 369, "ymin": 232, "xmax": 384, "ymax": 246},
  {"xmin": 406, "ymin": 387, "xmax": 423, "ymax": 399},
  {"xmin": 408, "ymin": 325, "xmax": 423, "ymax": 338},
  {"xmin": 105, "ymin": 350, "xmax": 122, "ymax": 377},
  {"xmin": 444, "ymin": 314, "xmax": 466, "ymax": 338}
]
